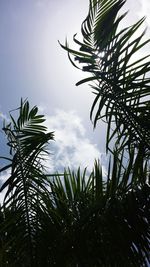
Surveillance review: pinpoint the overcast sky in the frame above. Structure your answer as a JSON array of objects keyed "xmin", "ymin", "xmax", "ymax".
[{"xmin": 0, "ymin": 0, "xmax": 150, "ymax": 175}]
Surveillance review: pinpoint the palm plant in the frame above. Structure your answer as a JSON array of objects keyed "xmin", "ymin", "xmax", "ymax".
[
  {"xmin": 58, "ymin": 0, "xmax": 150, "ymax": 265},
  {"xmin": 0, "ymin": 0, "xmax": 150, "ymax": 266},
  {"xmin": 60, "ymin": 0, "xmax": 150, "ymax": 156},
  {"xmin": 0, "ymin": 99, "xmax": 149, "ymax": 266},
  {"xmin": 31, "ymin": 152, "xmax": 150, "ymax": 267},
  {"xmin": 0, "ymin": 99, "xmax": 54, "ymax": 266}
]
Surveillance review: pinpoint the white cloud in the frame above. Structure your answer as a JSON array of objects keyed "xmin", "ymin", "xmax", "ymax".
[
  {"xmin": 44, "ymin": 109, "xmax": 103, "ymax": 172},
  {"xmin": 138, "ymin": 0, "xmax": 150, "ymax": 29}
]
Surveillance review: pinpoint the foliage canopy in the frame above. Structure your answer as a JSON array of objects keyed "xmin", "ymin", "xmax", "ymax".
[{"xmin": 0, "ymin": 0, "xmax": 150, "ymax": 266}]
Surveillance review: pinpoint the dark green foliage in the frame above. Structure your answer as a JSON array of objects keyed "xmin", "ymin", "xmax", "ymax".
[
  {"xmin": 0, "ymin": 99, "xmax": 54, "ymax": 266},
  {"xmin": 37, "ymin": 158, "xmax": 149, "ymax": 267},
  {"xmin": 0, "ymin": 0, "xmax": 150, "ymax": 266},
  {"xmin": 0, "ymin": 125, "xmax": 150, "ymax": 266},
  {"xmin": 60, "ymin": 0, "xmax": 150, "ymax": 156}
]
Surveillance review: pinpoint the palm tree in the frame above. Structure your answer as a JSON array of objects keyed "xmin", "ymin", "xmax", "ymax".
[
  {"xmin": 0, "ymin": 100, "xmax": 150, "ymax": 266},
  {"xmin": 0, "ymin": 0, "xmax": 150, "ymax": 266},
  {"xmin": 0, "ymin": 99, "xmax": 54, "ymax": 266},
  {"xmin": 58, "ymin": 0, "xmax": 150, "ymax": 265},
  {"xmin": 37, "ymin": 155, "xmax": 150, "ymax": 267},
  {"xmin": 60, "ymin": 0, "xmax": 150, "ymax": 156}
]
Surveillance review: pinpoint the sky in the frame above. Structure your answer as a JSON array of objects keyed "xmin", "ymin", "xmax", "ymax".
[{"xmin": 0, "ymin": 0, "xmax": 150, "ymax": 179}]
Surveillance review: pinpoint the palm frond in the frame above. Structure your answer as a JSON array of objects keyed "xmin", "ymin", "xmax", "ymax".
[
  {"xmin": 0, "ymin": 100, "xmax": 149, "ymax": 266},
  {"xmin": 35, "ymin": 151, "xmax": 150, "ymax": 266},
  {"xmin": 0, "ymin": 99, "xmax": 54, "ymax": 266},
  {"xmin": 60, "ymin": 0, "xmax": 150, "ymax": 155}
]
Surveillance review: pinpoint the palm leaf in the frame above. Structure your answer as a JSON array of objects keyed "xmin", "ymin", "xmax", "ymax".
[
  {"xmin": 35, "ymin": 151, "xmax": 150, "ymax": 266},
  {"xmin": 0, "ymin": 100, "xmax": 149, "ymax": 266},
  {"xmin": 0, "ymin": 99, "xmax": 54, "ymax": 266},
  {"xmin": 61, "ymin": 0, "xmax": 150, "ymax": 156}
]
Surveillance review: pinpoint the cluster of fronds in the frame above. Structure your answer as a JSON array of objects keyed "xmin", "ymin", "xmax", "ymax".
[{"xmin": 0, "ymin": 0, "xmax": 150, "ymax": 266}]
